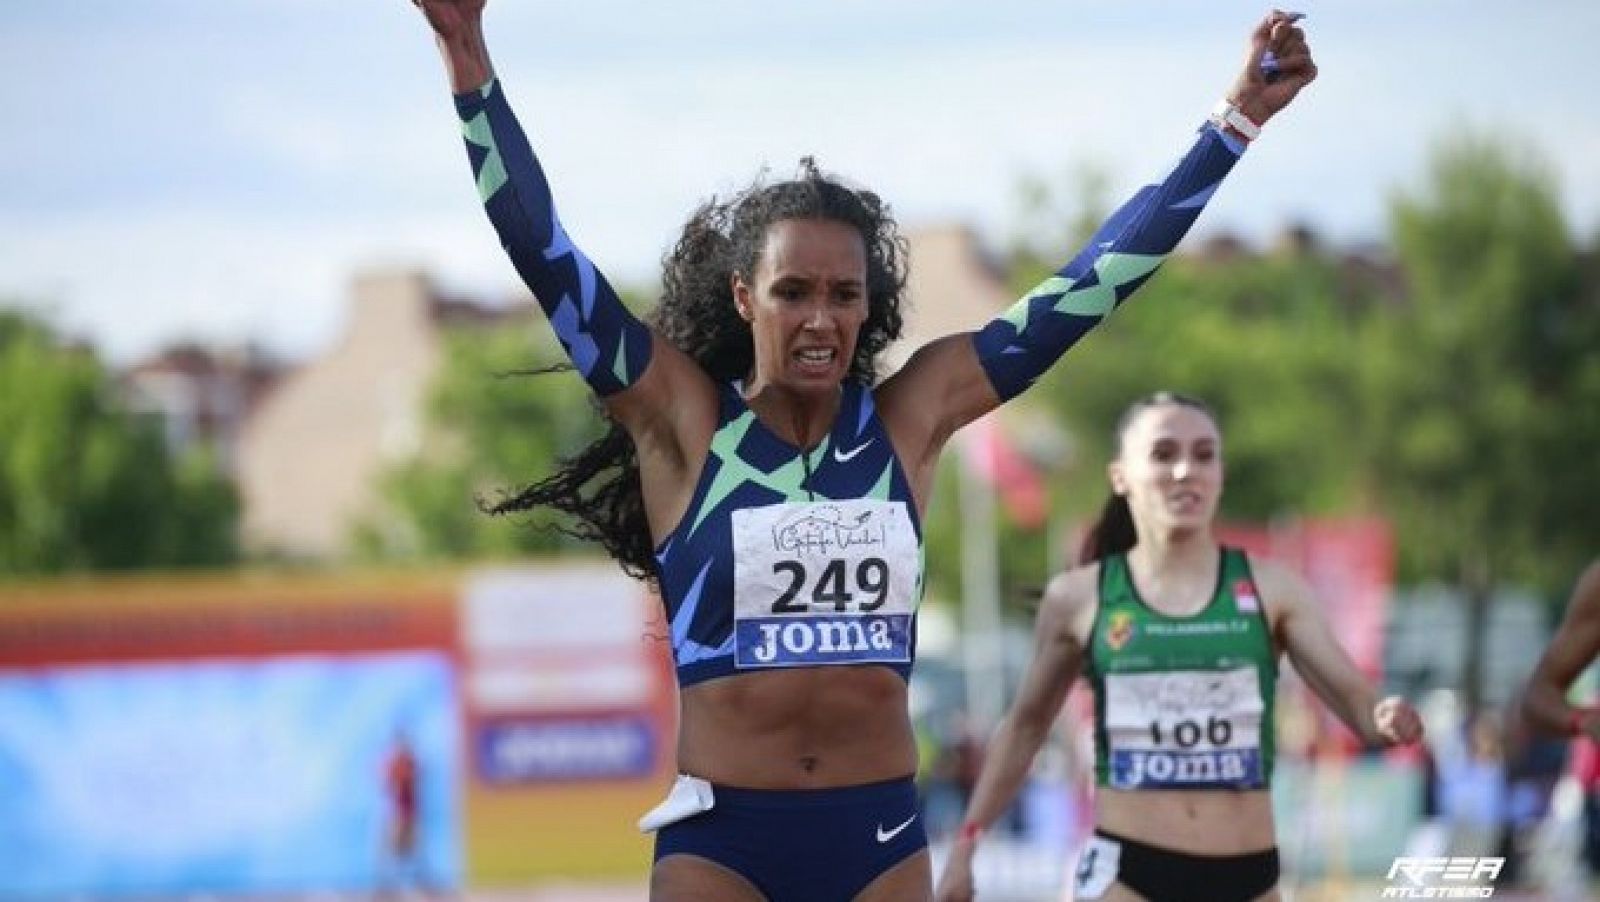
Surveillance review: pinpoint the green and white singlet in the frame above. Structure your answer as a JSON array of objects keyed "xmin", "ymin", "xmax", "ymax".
[{"xmin": 1087, "ymin": 548, "xmax": 1278, "ymax": 791}]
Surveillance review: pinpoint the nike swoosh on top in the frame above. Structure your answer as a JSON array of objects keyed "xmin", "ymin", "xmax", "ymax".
[
  {"xmin": 833, "ymin": 439, "xmax": 874, "ymax": 463},
  {"xmin": 876, "ymin": 813, "xmax": 917, "ymax": 843}
]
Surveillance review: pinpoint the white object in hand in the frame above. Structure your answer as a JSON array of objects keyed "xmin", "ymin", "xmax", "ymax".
[{"xmin": 638, "ymin": 774, "xmax": 716, "ymax": 833}]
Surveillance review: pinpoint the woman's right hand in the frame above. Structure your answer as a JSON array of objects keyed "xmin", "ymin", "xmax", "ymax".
[
  {"xmin": 934, "ymin": 845, "xmax": 978, "ymax": 902},
  {"xmin": 412, "ymin": 0, "xmax": 486, "ymax": 41}
]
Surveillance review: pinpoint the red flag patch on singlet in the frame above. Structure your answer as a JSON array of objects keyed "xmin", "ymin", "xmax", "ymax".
[{"xmin": 1234, "ymin": 578, "xmax": 1260, "ymax": 613}]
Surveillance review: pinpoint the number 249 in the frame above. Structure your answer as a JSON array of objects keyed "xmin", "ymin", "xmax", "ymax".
[{"xmin": 772, "ymin": 558, "xmax": 890, "ymax": 613}]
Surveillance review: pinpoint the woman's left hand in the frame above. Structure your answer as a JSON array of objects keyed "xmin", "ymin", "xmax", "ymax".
[
  {"xmin": 1373, "ymin": 695, "xmax": 1425, "ymax": 746},
  {"xmin": 1227, "ymin": 9, "xmax": 1318, "ymax": 126}
]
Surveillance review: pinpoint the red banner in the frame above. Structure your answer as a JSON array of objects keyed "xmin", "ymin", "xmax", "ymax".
[{"xmin": 1219, "ymin": 517, "xmax": 1395, "ymax": 756}]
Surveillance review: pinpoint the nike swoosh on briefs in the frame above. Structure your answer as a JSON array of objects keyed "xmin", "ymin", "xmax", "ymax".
[
  {"xmin": 876, "ymin": 813, "xmax": 917, "ymax": 843},
  {"xmin": 833, "ymin": 439, "xmax": 874, "ymax": 463}
]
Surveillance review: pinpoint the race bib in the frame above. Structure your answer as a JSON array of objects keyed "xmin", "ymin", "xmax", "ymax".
[
  {"xmin": 1103, "ymin": 666, "xmax": 1265, "ymax": 790},
  {"xmin": 1073, "ymin": 835, "xmax": 1121, "ymax": 899},
  {"xmin": 731, "ymin": 499, "xmax": 918, "ymax": 669}
]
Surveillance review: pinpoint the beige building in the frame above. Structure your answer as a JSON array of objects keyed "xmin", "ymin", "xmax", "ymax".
[
  {"xmin": 236, "ymin": 268, "xmax": 526, "ymax": 559},
  {"xmin": 891, "ymin": 224, "xmax": 1015, "ymax": 370}
]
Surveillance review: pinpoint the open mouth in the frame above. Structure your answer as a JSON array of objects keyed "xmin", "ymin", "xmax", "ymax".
[
  {"xmin": 793, "ymin": 347, "xmax": 838, "ymax": 374},
  {"xmin": 1168, "ymin": 491, "xmax": 1204, "ymax": 510}
]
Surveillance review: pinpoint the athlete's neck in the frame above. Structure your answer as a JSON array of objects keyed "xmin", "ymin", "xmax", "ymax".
[
  {"xmin": 741, "ymin": 378, "xmax": 841, "ymax": 451},
  {"xmin": 1126, "ymin": 531, "xmax": 1219, "ymax": 617},
  {"xmin": 1128, "ymin": 528, "xmax": 1217, "ymax": 579}
]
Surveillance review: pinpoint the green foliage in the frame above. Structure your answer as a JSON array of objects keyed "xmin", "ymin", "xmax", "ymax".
[
  {"xmin": 1034, "ymin": 255, "xmax": 1371, "ymax": 523},
  {"xmin": 1371, "ymin": 131, "xmax": 1598, "ymax": 593},
  {"xmin": 357, "ymin": 321, "xmax": 600, "ymax": 561},
  {"xmin": 0, "ymin": 309, "xmax": 239, "ymax": 576},
  {"xmin": 1007, "ymin": 161, "xmax": 1112, "ymax": 271},
  {"xmin": 920, "ymin": 209, "xmax": 1389, "ymax": 609}
]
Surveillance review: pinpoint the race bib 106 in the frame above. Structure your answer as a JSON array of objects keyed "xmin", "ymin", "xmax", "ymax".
[
  {"xmin": 1103, "ymin": 666, "xmax": 1266, "ymax": 790},
  {"xmin": 731, "ymin": 500, "xmax": 919, "ymax": 669}
]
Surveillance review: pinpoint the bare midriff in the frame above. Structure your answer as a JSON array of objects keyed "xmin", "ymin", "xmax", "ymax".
[
  {"xmin": 1096, "ymin": 788, "xmax": 1278, "ymax": 854},
  {"xmin": 676, "ymin": 665, "xmax": 917, "ymax": 788}
]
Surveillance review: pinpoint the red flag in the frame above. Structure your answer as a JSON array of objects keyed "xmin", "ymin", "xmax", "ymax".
[{"xmin": 962, "ymin": 415, "xmax": 1048, "ymax": 529}]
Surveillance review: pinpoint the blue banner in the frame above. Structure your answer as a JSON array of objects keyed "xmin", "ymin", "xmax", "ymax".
[
  {"xmin": 476, "ymin": 715, "xmax": 655, "ymax": 783},
  {"xmin": 0, "ymin": 653, "xmax": 461, "ymax": 896}
]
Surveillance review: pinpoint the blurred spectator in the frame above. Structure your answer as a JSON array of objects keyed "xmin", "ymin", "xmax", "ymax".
[
  {"xmin": 926, "ymin": 713, "xmax": 989, "ymax": 837},
  {"xmin": 1575, "ymin": 736, "xmax": 1600, "ymax": 876},
  {"xmin": 379, "ymin": 730, "xmax": 430, "ymax": 899},
  {"xmin": 1497, "ymin": 704, "xmax": 1569, "ymax": 886},
  {"xmin": 1438, "ymin": 711, "xmax": 1508, "ymax": 858}
]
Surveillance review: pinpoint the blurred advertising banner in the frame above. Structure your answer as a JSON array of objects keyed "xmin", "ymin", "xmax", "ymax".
[
  {"xmin": 0, "ymin": 575, "xmax": 463, "ymax": 897},
  {"xmin": 1271, "ymin": 757, "xmax": 1424, "ymax": 877},
  {"xmin": 0, "ymin": 654, "xmax": 459, "ymax": 896},
  {"xmin": 0, "ymin": 566, "xmax": 676, "ymax": 893},
  {"xmin": 458, "ymin": 565, "xmax": 677, "ymax": 885}
]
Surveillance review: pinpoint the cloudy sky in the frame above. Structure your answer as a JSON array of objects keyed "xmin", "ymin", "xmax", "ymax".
[{"xmin": 3, "ymin": 1, "xmax": 1598, "ymax": 364}]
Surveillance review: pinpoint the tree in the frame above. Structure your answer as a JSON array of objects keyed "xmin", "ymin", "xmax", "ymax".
[
  {"xmin": 0, "ymin": 308, "xmax": 239, "ymax": 576},
  {"xmin": 356, "ymin": 320, "xmax": 599, "ymax": 561},
  {"xmin": 1367, "ymin": 131, "xmax": 1600, "ymax": 708}
]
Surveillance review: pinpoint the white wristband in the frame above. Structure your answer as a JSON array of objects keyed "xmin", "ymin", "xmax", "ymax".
[{"xmin": 1211, "ymin": 99, "xmax": 1261, "ymax": 141}]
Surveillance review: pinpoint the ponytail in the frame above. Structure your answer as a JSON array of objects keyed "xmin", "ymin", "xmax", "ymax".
[{"xmin": 1079, "ymin": 493, "xmax": 1136, "ymax": 564}]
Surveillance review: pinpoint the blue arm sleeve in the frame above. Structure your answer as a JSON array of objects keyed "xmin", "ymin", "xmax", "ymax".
[
  {"xmin": 453, "ymin": 78, "xmax": 652, "ymax": 397},
  {"xmin": 972, "ymin": 123, "xmax": 1246, "ymax": 401}
]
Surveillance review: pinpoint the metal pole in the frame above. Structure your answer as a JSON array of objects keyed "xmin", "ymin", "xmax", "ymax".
[{"xmin": 959, "ymin": 437, "xmax": 1006, "ymax": 733}]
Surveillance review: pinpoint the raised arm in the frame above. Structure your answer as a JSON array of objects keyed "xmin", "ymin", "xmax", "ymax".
[
  {"xmin": 414, "ymin": 0, "xmax": 711, "ymax": 439},
  {"xmin": 935, "ymin": 569, "xmax": 1097, "ymax": 902},
  {"xmin": 879, "ymin": 11, "xmax": 1315, "ymax": 484},
  {"xmin": 1521, "ymin": 561, "xmax": 1600, "ymax": 739},
  {"xmin": 1262, "ymin": 560, "xmax": 1423, "ymax": 748}
]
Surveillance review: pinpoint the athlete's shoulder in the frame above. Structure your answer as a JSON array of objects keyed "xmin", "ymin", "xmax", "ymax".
[
  {"xmin": 1240, "ymin": 553, "xmax": 1315, "ymax": 615},
  {"xmin": 1568, "ymin": 560, "xmax": 1600, "ymax": 620},
  {"xmin": 1038, "ymin": 562, "xmax": 1102, "ymax": 642},
  {"xmin": 1043, "ymin": 561, "xmax": 1101, "ymax": 603}
]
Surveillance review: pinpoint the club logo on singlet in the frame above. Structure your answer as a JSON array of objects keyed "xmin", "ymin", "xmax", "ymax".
[
  {"xmin": 1234, "ymin": 578, "xmax": 1261, "ymax": 614},
  {"xmin": 1104, "ymin": 610, "xmax": 1136, "ymax": 651},
  {"xmin": 731, "ymin": 499, "xmax": 918, "ymax": 668},
  {"xmin": 1103, "ymin": 666, "xmax": 1266, "ymax": 790}
]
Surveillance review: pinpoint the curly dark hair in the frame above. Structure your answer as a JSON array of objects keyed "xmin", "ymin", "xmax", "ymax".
[{"xmin": 488, "ymin": 158, "xmax": 909, "ymax": 581}]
